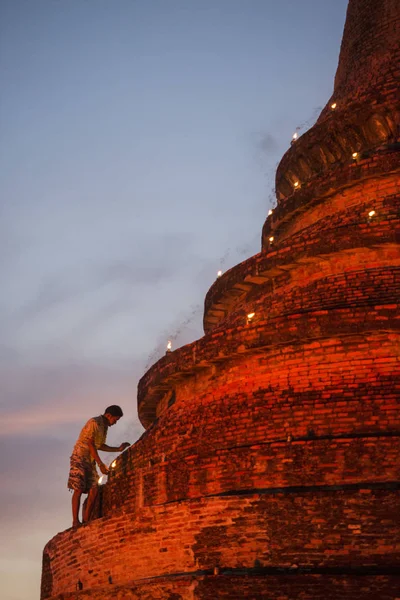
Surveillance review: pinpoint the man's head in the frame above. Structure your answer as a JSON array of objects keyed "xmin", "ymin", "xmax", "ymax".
[{"xmin": 103, "ymin": 405, "xmax": 123, "ymax": 426}]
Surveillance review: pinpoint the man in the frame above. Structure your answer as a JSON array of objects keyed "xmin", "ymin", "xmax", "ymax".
[{"xmin": 68, "ymin": 405, "xmax": 130, "ymax": 527}]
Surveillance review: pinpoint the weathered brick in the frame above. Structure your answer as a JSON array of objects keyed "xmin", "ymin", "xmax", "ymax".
[{"xmin": 41, "ymin": 1, "xmax": 400, "ymax": 598}]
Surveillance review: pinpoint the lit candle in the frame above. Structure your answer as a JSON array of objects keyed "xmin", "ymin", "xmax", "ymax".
[
  {"xmin": 368, "ymin": 210, "xmax": 376, "ymax": 218},
  {"xmin": 352, "ymin": 152, "xmax": 358, "ymax": 159},
  {"xmin": 269, "ymin": 236, "xmax": 274, "ymax": 243},
  {"xmin": 268, "ymin": 209, "xmax": 273, "ymax": 216},
  {"xmin": 111, "ymin": 460, "xmax": 117, "ymax": 468},
  {"xmin": 247, "ymin": 312, "xmax": 255, "ymax": 323},
  {"xmin": 217, "ymin": 270, "xmax": 222, "ymax": 278},
  {"xmin": 166, "ymin": 340, "xmax": 172, "ymax": 352},
  {"xmin": 292, "ymin": 132, "xmax": 298, "ymax": 141},
  {"xmin": 294, "ymin": 181, "xmax": 300, "ymax": 188},
  {"xmin": 331, "ymin": 102, "xmax": 337, "ymax": 110}
]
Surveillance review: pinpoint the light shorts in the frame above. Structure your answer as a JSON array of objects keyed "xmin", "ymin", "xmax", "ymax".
[{"xmin": 68, "ymin": 456, "xmax": 98, "ymax": 493}]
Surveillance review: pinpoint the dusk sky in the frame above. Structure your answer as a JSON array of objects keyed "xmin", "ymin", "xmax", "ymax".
[{"xmin": 0, "ymin": 1, "xmax": 348, "ymax": 598}]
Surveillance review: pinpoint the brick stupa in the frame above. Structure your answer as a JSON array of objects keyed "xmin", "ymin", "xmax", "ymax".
[{"xmin": 41, "ymin": 0, "xmax": 400, "ymax": 598}]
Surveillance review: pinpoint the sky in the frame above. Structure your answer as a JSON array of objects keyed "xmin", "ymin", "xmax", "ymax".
[{"xmin": 0, "ymin": 1, "xmax": 348, "ymax": 598}]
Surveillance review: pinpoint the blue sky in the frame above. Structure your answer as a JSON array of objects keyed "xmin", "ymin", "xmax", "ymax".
[{"xmin": 0, "ymin": 1, "xmax": 348, "ymax": 598}]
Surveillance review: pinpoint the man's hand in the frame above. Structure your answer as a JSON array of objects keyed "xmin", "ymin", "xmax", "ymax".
[
  {"xmin": 118, "ymin": 442, "xmax": 130, "ymax": 452},
  {"xmin": 99, "ymin": 463, "xmax": 109, "ymax": 475}
]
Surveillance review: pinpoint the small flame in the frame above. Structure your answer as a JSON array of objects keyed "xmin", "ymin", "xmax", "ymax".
[
  {"xmin": 98, "ymin": 475, "xmax": 105, "ymax": 485},
  {"xmin": 111, "ymin": 460, "xmax": 117, "ymax": 468},
  {"xmin": 247, "ymin": 312, "xmax": 255, "ymax": 321},
  {"xmin": 331, "ymin": 102, "xmax": 337, "ymax": 110},
  {"xmin": 167, "ymin": 340, "xmax": 172, "ymax": 351},
  {"xmin": 294, "ymin": 181, "xmax": 299, "ymax": 188},
  {"xmin": 268, "ymin": 209, "xmax": 273, "ymax": 216},
  {"xmin": 269, "ymin": 236, "xmax": 274, "ymax": 243},
  {"xmin": 352, "ymin": 152, "xmax": 358, "ymax": 159},
  {"xmin": 217, "ymin": 270, "xmax": 222, "ymax": 278},
  {"xmin": 292, "ymin": 132, "xmax": 298, "ymax": 141},
  {"xmin": 368, "ymin": 210, "xmax": 376, "ymax": 218}
]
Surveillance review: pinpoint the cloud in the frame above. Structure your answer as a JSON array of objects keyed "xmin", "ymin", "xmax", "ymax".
[
  {"xmin": 145, "ymin": 302, "xmax": 202, "ymax": 369},
  {"xmin": 0, "ymin": 434, "xmax": 68, "ymax": 494},
  {"xmin": 15, "ymin": 276, "xmax": 77, "ymax": 323},
  {"xmin": 2, "ymin": 231, "xmax": 195, "ymax": 335},
  {"xmin": 0, "ymin": 360, "xmax": 145, "ymax": 436},
  {"xmin": 1, "ymin": 436, "xmax": 82, "ymax": 600},
  {"xmin": 257, "ymin": 132, "xmax": 279, "ymax": 156},
  {"xmin": 13, "ymin": 245, "xmax": 186, "ymax": 327},
  {"xmin": 0, "ymin": 229, "xmax": 206, "ymax": 371},
  {"xmin": 0, "ymin": 344, "xmax": 20, "ymax": 364}
]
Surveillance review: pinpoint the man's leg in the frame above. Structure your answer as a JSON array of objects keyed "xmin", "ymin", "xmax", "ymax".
[
  {"xmin": 72, "ymin": 490, "xmax": 83, "ymax": 527},
  {"xmin": 83, "ymin": 486, "xmax": 98, "ymax": 523}
]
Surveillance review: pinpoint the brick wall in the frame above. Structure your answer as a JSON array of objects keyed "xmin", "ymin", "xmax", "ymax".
[
  {"xmin": 41, "ymin": 0, "xmax": 400, "ymax": 597},
  {"xmin": 42, "ymin": 328, "xmax": 400, "ymax": 599},
  {"xmin": 43, "ymin": 489, "xmax": 400, "ymax": 599},
  {"xmin": 329, "ymin": 0, "xmax": 400, "ymax": 111},
  {"xmin": 101, "ymin": 334, "xmax": 400, "ymax": 510},
  {"xmin": 42, "ymin": 573, "xmax": 400, "ymax": 600}
]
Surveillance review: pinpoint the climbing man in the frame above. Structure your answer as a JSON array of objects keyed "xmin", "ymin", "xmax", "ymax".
[{"xmin": 68, "ymin": 405, "xmax": 130, "ymax": 527}]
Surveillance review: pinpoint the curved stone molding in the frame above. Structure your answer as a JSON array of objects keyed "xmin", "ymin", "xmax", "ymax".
[
  {"xmin": 139, "ymin": 307, "xmax": 400, "ymax": 428},
  {"xmin": 275, "ymin": 107, "xmax": 399, "ymax": 205},
  {"xmin": 41, "ymin": 2, "xmax": 400, "ymax": 598},
  {"xmin": 204, "ymin": 197, "xmax": 399, "ymax": 334},
  {"xmin": 263, "ymin": 154, "xmax": 400, "ymax": 248},
  {"xmin": 43, "ymin": 486, "xmax": 400, "ymax": 599}
]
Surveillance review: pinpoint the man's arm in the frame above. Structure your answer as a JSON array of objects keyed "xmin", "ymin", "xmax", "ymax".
[
  {"xmin": 99, "ymin": 442, "xmax": 130, "ymax": 452},
  {"xmin": 88, "ymin": 441, "xmax": 109, "ymax": 474}
]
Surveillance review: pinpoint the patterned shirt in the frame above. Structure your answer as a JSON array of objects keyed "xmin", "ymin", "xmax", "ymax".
[{"xmin": 71, "ymin": 416, "xmax": 108, "ymax": 462}]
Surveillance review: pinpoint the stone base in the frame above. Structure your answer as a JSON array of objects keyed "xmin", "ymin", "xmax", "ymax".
[{"xmin": 44, "ymin": 571, "xmax": 400, "ymax": 600}]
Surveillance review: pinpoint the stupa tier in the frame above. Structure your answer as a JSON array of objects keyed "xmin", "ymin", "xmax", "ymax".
[{"xmin": 41, "ymin": 1, "xmax": 399, "ymax": 598}]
